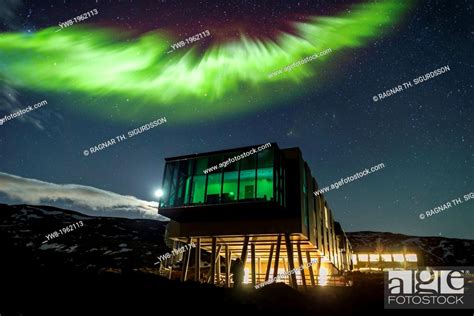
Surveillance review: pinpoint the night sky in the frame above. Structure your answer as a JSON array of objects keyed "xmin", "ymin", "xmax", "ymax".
[{"xmin": 0, "ymin": 0, "xmax": 472, "ymax": 239}]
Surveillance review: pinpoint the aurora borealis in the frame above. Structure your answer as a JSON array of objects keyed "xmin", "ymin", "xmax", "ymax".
[
  {"xmin": 0, "ymin": 0, "xmax": 407, "ymax": 121},
  {"xmin": 0, "ymin": 0, "xmax": 472, "ymax": 240}
]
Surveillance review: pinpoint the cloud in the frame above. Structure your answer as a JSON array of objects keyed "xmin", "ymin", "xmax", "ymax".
[
  {"xmin": 0, "ymin": 172, "xmax": 167, "ymax": 220},
  {"xmin": 0, "ymin": 76, "xmax": 46, "ymax": 130}
]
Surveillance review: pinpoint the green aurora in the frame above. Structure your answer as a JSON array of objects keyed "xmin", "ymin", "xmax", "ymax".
[{"xmin": 0, "ymin": 0, "xmax": 408, "ymax": 122}]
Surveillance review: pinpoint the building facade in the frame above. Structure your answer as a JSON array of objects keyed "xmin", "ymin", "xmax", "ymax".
[
  {"xmin": 158, "ymin": 143, "xmax": 352, "ymax": 288},
  {"xmin": 352, "ymin": 249, "xmax": 420, "ymax": 271}
]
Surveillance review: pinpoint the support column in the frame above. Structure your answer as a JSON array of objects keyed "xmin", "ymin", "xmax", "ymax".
[
  {"xmin": 210, "ymin": 237, "xmax": 217, "ymax": 284},
  {"xmin": 251, "ymin": 243, "xmax": 256, "ymax": 286},
  {"xmin": 217, "ymin": 254, "xmax": 221, "ymax": 284},
  {"xmin": 265, "ymin": 244, "xmax": 274, "ymax": 281},
  {"xmin": 257, "ymin": 257, "xmax": 261, "ymax": 284},
  {"xmin": 306, "ymin": 251, "xmax": 315, "ymax": 286},
  {"xmin": 297, "ymin": 243, "xmax": 307, "ymax": 289},
  {"xmin": 273, "ymin": 234, "xmax": 282, "ymax": 278},
  {"xmin": 194, "ymin": 238, "xmax": 201, "ymax": 282},
  {"xmin": 181, "ymin": 237, "xmax": 192, "ymax": 282},
  {"xmin": 241, "ymin": 236, "xmax": 249, "ymax": 262},
  {"xmin": 284, "ymin": 233, "xmax": 297, "ymax": 289},
  {"xmin": 225, "ymin": 245, "xmax": 230, "ymax": 288},
  {"xmin": 207, "ymin": 245, "xmax": 222, "ymax": 283}
]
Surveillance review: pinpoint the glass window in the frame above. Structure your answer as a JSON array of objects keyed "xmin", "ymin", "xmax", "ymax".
[
  {"xmin": 240, "ymin": 152, "xmax": 256, "ymax": 170},
  {"xmin": 405, "ymin": 254, "xmax": 417, "ymax": 262},
  {"xmin": 392, "ymin": 254, "xmax": 404, "ymax": 262},
  {"xmin": 239, "ymin": 169, "xmax": 255, "ymax": 200},
  {"xmin": 256, "ymin": 147, "xmax": 274, "ymax": 197},
  {"xmin": 222, "ymin": 153, "xmax": 239, "ymax": 171},
  {"xmin": 175, "ymin": 160, "xmax": 192, "ymax": 207},
  {"xmin": 369, "ymin": 254, "xmax": 380, "ymax": 262},
  {"xmin": 358, "ymin": 254, "xmax": 369, "ymax": 262},
  {"xmin": 161, "ymin": 163, "xmax": 173, "ymax": 207},
  {"xmin": 222, "ymin": 170, "xmax": 238, "ymax": 203},
  {"xmin": 185, "ymin": 176, "xmax": 192, "ymax": 205},
  {"xmin": 257, "ymin": 148, "xmax": 273, "ymax": 168},
  {"xmin": 168, "ymin": 163, "xmax": 179, "ymax": 207},
  {"xmin": 257, "ymin": 167, "xmax": 273, "ymax": 201},
  {"xmin": 206, "ymin": 173, "xmax": 222, "ymax": 204},
  {"xmin": 381, "ymin": 254, "xmax": 392, "ymax": 262},
  {"xmin": 194, "ymin": 157, "xmax": 209, "ymax": 174},
  {"xmin": 191, "ymin": 175, "xmax": 206, "ymax": 204},
  {"xmin": 208, "ymin": 154, "xmax": 224, "ymax": 171},
  {"xmin": 239, "ymin": 154, "xmax": 256, "ymax": 201},
  {"xmin": 352, "ymin": 254, "xmax": 358, "ymax": 265}
]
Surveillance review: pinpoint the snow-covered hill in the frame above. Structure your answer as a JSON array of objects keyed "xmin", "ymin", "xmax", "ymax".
[{"xmin": 0, "ymin": 203, "xmax": 169, "ymax": 273}]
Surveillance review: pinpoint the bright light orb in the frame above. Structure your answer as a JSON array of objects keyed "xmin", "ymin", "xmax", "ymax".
[{"xmin": 154, "ymin": 189, "xmax": 164, "ymax": 198}]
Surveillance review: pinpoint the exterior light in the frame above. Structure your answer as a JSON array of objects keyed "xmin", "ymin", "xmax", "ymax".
[{"xmin": 155, "ymin": 189, "xmax": 164, "ymax": 198}]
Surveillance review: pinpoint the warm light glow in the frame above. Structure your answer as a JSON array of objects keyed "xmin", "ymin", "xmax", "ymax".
[
  {"xmin": 324, "ymin": 207, "xmax": 329, "ymax": 229},
  {"xmin": 381, "ymin": 254, "xmax": 392, "ymax": 262},
  {"xmin": 154, "ymin": 189, "xmax": 164, "ymax": 198},
  {"xmin": 352, "ymin": 254, "xmax": 358, "ymax": 264},
  {"xmin": 244, "ymin": 267, "xmax": 250, "ymax": 284},
  {"xmin": 358, "ymin": 254, "xmax": 369, "ymax": 262},
  {"xmin": 318, "ymin": 267, "xmax": 328, "ymax": 286},
  {"xmin": 393, "ymin": 254, "xmax": 404, "ymax": 262},
  {"xmin": 277, "ymin": 268, "xmax": 286, "ymax": 280},
  {"xmin": 359, "ymin": 267, "xmax": 372, "ymax": 271},
  {"xmin": 405, "ymin": 254, "xmax": 417, "ymax": 262},
  {"xmin": 369, "ymin": 254, "xmax": 380, "ymax": 262}
]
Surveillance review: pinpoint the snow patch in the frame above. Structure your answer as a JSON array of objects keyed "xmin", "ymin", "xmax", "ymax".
[
  {"xmin": 64, "ymin": 245, "xmax": 79, "ymax": 253},
  {"xmin": 40, "ymin": 243, "xmax": 64, "ymax": 251}
]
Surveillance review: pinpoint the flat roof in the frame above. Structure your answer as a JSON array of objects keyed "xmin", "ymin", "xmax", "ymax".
[{"xmin": 165, "ymin": 142, "xmax": 280, "ymax": 162}]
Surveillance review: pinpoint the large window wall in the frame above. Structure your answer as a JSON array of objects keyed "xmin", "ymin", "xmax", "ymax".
[{"xmin": 160, "ymin": 147, "xmax": 285, "ymax": 208}]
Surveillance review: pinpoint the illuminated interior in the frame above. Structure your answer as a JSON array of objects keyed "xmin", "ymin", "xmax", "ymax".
[
  {"xmin": 381, "ymin": 254, "xmax": 392, "ymax": 262},
  {"xmin": 352, "ymin": 254, "xmax": 358, "ymax": 265},
  {"xmin": 244, "ymin": 267, "xmax": 250, "ymax": 284},
  {"xmin": 405, "ymin": 254, "xmax": 417, "ymax": 262},
  {"xmin": 159, "ymin": 144, "xmax": 354, "ymax": 288},
  {"xmin": 392, "ymin": 254, "xmax": 404, "ymax": 262},
  {"xmin": 357, "ymin": 254, "xmax": 369, "ymax": 262},
  {"xmin": 238, "ymin": 258, "xmax": 341, "ymax": 287},
  {"xmin": 324, "ymin": 206, "xmax": 329, "ymax": 229},
  {"xmin": 369, "ymin": 254, "xmax": 379, "ymax": 262},
  {"xmin": 354, "ymin": 252, "xmax": 419, "ymax": 270},
  {"xmin": 160, "ymin": 147, "xmax": 281, "ymax": 207},
  {"xmin": 318, "ymin": 267, "xmax": 328, "ymax": 286}
]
